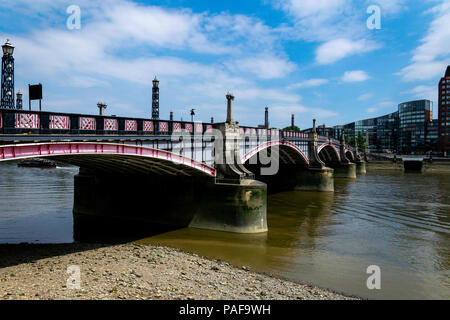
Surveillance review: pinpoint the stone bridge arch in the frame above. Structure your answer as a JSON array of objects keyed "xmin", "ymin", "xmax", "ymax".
[
  {"xmin": 241, "ymin": 140, "xmax": 309, "ymax": 166},
  {"xmin": 241, "ymin": 140, "xmax": 316, "ymax": 193},
  {"xmin": 318, "ymin": 143, "xmax": 341, "ymax": 165},
  {"xmin": 345, "ymin": 149, "xmax": 355, "ymax": 163},
  {"xmin": 0, "ymin": 142, "xmax": 216, "ymax": 177}
]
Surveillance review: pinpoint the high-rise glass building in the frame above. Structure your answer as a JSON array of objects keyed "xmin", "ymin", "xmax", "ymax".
[
  {"xmin": 439, "ymin": 66, "xmax": 450, "ymax": 156},
  {"xmin": 307, "ymin": 100, "xmax": 436, "ymax": 154},
  {"xmin": 398, "ymin": 100, "xmax": 433, "ymax": 154}
]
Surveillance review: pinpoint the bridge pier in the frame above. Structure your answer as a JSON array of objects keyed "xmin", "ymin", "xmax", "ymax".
[
  {"xmin": 333, "ymin": 162, "xmax": 357, "ymax": 179},
  {"xmin": 356, "ymin": 161, "xmax": 367, "ymax": 175},
  {"xmin": 189, "ymin": 179, "xmax": 267, "ymax": 233},
  {"xmin": 73, "ymin": 169, "xmax": 267, "ymax": 236},
  {"xmin": 295, "ymin": 167, "xmax": 334, "ymax": 192}
]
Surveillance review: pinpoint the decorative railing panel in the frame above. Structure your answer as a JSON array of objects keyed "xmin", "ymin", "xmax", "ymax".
[
  {"xmin": 104, "ymin": 118, "xmax": 118, "ymax": 131},
  {"xmin": 79, "ymin": 117, "xmax": 96, "ymax": 130},
  {"xmin": 125, "ymin": 120, "xmax": 138, "ymax": 131},
  {"xmin": 15, "ymin": 113, "xmax": 39, "ymax": 129},
  {"xmin": 50, "ymin": 115, "xmax": 70, "ymax": 130}
]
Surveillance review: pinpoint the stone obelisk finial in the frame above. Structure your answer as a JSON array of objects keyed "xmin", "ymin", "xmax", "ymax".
[{"xmin": 226, "ymin": 92, "xmax": 235, "ymax": 124}]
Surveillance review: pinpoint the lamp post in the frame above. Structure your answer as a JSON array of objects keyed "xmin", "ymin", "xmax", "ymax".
[
  {"xmin": 152, "ymin": 77, "xmax": 160, "ymax": 120},
  {"xmin": 190, "ymin": 108, "xmax": 195, "ymax": 122},
  {"xmin": 1, "ymin": 39, "xmax": 15, "ymax": 109},
  {"xmin": 16, "ymin": 91, "xmax": 22, "ymax": 110}
]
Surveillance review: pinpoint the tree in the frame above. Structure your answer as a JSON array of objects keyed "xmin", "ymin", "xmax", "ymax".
[
  {"xmin": 282, "ymin": 125, "xmax": 301, "ymax": 132},
  {"xmin": 349, "ymin": 136, "xmax": 356, "ymax": 148},
  {"xmin": 357, "ymin": 132, "xmax": 365, "ymax": 152}
]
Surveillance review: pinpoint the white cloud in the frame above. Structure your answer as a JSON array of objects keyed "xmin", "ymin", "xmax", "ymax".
[
  {"xmin": 225, "ymin": 55, "xmax": 297, "ymax": 79},
  {"xmin": 276, "ymin": 0, "xmax": 346, "ymax": 19},
  {"xmin": 358, "ymin": 93, "xmax": 373, "ymax": 101},
  {"xmin": 365, "ymin": 100, "xmax": 395, "ymax": 115},
  {"xmin": 406, "ymin": 85, "xmax": 438, "ymax": 102},
  {"xmin": 377, "ymin": 101, "xmax": 395, "ymax": 108},
  {"xmin": 273, "ymin": 0, "xmax": 359, "ymax": 41},
  {"xmin": 270, "ymin": 104, "xmax": 339, "ymax": 127},
  {"xmin": 0, "ymin": 0, "xmax": 309, "ymax": 128},
  {"xmin": 398, "ymin": 2, "xmax": 450, "ymax": 81},
  {"xmin": 341, "ymin": 70, "xmax": 370, "ymax": 82},
  {"xmin": 235, "ymin": 87, "xmax": 302, "ymax": 104},
  {"xmin": 368, "ymin": 0, "xmax": 406, "ymax": 14},
  {"xmin": 316, "ymin": 38, "xmax": 379, "ymax": 65},
  {"xmin": 288, "ymin": 78, "xmax": 329, "ymax": 89}
]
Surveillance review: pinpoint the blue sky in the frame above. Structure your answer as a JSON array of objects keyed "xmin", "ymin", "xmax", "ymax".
[{"xmin": 1, "ymin": 0, "xmax": 449, "ymax": 129}]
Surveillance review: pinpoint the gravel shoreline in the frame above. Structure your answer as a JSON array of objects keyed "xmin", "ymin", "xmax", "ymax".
[{"xmin": 0, "ymin": 243, "xmax": 358, "ymax": 300}]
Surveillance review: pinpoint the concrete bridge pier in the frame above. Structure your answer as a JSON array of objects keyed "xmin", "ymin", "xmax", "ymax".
[
  {"xmin": 73, "ymin": 168, "xmax": 267, "ymax": 236},
  {"xmin": 354, "ymin": 140, "xmax": 366, "ymax": 175},
  {"xmin": 189, "ymin": 179, "xmax": 267, "ymax": 233},
  {"xmin": 295, "ymin": 167, "xmax": 334, "ymax": 192},
  {"xmin": 295, "ymin": 119, "xmax": 334, "ymax": 192},
  {"xmin": 356, "ymin": 161, "xmax": 367, "ymax": 175},
  {"xmin": 333, "ymin": 162, "xmax": 357, "ymax": 179},
  {"xmin": 332, "ymin": 133, "xmax": 357, "ymax": 179}
]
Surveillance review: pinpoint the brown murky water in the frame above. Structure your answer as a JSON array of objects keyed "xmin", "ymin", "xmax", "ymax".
[{"xmin": 0, "ymin": 161, "xmax": 449, "ymax": 299}]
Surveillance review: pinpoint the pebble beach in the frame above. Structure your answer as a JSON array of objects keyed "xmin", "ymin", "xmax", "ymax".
[{"xmin": 0, "ymin": 243, "xmax": 358, "ymax": 300}]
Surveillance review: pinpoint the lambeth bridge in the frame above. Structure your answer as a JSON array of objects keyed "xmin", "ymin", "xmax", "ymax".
[{"xmin": 0, "ymin": 94, "xmax": 366, "ymax": 234}]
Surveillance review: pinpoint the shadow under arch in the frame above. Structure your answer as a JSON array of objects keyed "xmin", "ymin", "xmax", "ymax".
[
  {"xmin": 318, "ymin": 143, "xmax": 341, "ymax": 167},
  {"xmin": 345, "ymin": 149, "xmax": 355, "ymax": 163},
  {"xmin": 0, "ymin": 142, "xmax": 216, "ymax": 177},
  {"xmin": 243, "ymin": 142, "xmax": 310, "ymax": 194}
]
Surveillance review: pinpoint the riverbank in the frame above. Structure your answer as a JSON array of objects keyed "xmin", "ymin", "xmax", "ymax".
[
  {"xmin": 0, "ymin": 243, "xmax": 357, "ymax": 300},
  {"xmin": 366, "ymin": 160, "xmax": 450, "ymax": 172}
]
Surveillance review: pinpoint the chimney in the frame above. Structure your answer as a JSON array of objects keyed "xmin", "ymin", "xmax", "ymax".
[
  {"xmin": 291, "ymin": 114, "xmax": 295, "ymax": 130},
  {"xmin": 264, "ymin": 106, "xmax": 269, "ymax": 129},
  {"xmin": 97, "ymin": 102, "xmax": 107, "ymax": 116}
]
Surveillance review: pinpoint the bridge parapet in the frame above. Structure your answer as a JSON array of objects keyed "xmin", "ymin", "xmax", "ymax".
[{"xmin": 0, "ymin": 108, "xmax": 214, "ymax": 137}]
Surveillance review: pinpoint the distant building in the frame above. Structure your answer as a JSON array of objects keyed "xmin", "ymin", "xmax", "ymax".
[
  {"xmin": 301, "ymin": 99, "xmax": 438, "ymax": 154},
  {"xmin": 398, "ymin": 99, "xmax": 433, "ymax": 154},
  {"xmin": 426, "ymin": 121, "xmax": 439, "ymax": 152},
  {"xmin": 439, "ymin": 66, "xmax": 450, "ymax": 156},
  {"xmin": 371, "ymin": 111, "xmax": 399, "ymax": 153}
]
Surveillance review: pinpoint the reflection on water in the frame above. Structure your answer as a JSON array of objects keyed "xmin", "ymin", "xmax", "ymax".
[
  {"xmin": 0, "ymin": 161, "xmax": 77, "ymax": 243},
  {"xmin": 0, "ymin": 162, "xmax": 449, "ymax": 299}
]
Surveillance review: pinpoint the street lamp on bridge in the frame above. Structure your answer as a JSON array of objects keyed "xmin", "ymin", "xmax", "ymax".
[{"xmin": 1, "ymin": 39, "xmax": 15, "ymax": 109}]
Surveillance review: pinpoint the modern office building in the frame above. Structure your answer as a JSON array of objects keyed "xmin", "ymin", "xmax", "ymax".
[
  {"xmin": 302, "ymin": 99, "xmax": 437, "ymax": 154},
  {"xmin": 398, "ymin": 99, "xmax": 433, "ymax": 154},
  {"xmin": 439, "ymin": 66, "xmax": 450, "ymax": 156},
  {"xmin": 298, "ymin": 66, "xmax": 450, "ymax": 155},
  {"xmin": 372, "ymin": 111, "xmax": 399, "ymax": 153},
  {"xmin": 426, "ymin": 121, "xmax": 439, "ymax": 151}
]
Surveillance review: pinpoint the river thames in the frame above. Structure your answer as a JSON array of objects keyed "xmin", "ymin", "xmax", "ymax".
[{"xmin": 0, "ymin": 161, "xmax": 448, "ymax": 299}]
